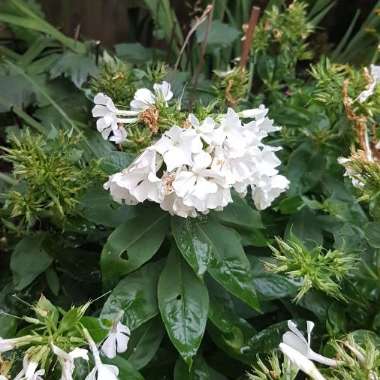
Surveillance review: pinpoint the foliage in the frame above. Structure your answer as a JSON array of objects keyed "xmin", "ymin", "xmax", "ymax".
[{"xmin": 0, "ymin": 0, "xmax": 379, "ymax": 379}]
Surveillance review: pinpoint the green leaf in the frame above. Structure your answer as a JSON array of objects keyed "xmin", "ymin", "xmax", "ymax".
[
  {"xmin": 80, "ymin": 317, "xmax": 109, "ymax": 343},
  {"xmin": 103, "ymin": 356, "xmax": 144, "ymax": 380},
  {"xmin": 0, "ymin": 315, "xmax": 17, "ymax": 338},
  {"xmin": 174, "ymin": 356, "xmax": 227, "ymax": 380},
  {"xmin": 126, "ymin": 317, "xmax": 164, "ymax": 370},
  {"xmin": 158, "ymin": 248, "xmax": 209, "ymax": 367},
  {"xmin": 246, "ymin": 321, "xmax": 290, "ymax": 354},
  {"xmin": 172, "ymin": 217, "xmax": 213, "ymax": 278},
  {"xmin": 250, "ymin": 257, "xmax": 298, "ymax": 300},
  {"xmin": 197, "ymin": 219, "xmax": 259, "ymax": 310},
  {"xmin": 10, "ymin": 235, "xmax": 53, "ymax": 290},
  {"xmin": 196, "ymin": 20, "xmax": 240, "ymax": 47},
  {"xmin": 101, "ymin": 261, "xmax": 163, "ymax": 330},
  {"xmin": 364, "ymin": 222, "xmax": 380, "ymax": 248},
  {"xmin": 101, "ymin": 205, "xmax": 169, "ymax": 287},
  {"xmin": 50, "ymin": 51, "xmax": 99, "ymax": 88},
  {"xmin": 100, "ymin": 151, "xmax": 135, "ymax": 175},
  {"xmin": 115, "ymin": 43, "xmax": 158, "ymax": 64},
  {"xmin": 213, "ymin": 195, "xmax": 263, "ymax": 231},
  {"xmin": 80, "ymin": 186, "xmax": 136, "ymax": 228}
]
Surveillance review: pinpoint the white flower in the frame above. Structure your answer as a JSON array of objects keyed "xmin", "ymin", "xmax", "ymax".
[
  {"xmin": 356, "ymin": 64, "xmax": 380, "ymax": 103},
  {"xmin": 282, "ymin": 321, "xmax": 337, "ymax": 367},
  {"xmin": 14, "ymin": 358, "xmax": 45, "ymax": 380},
  {"xmin": 130, "ymin": 81, "xmax": 173, "ymax": 112},
  {"xmin": 85, "ymin": 364, "xmax": 119, "ymax": 380},
  {"xmin": 101, "ymin": 321, "xmax": 130, "ymax": 359},
  {"xmin": 279, "ymin": 343, "xmax": 326, "ymax": 380},
  {"xmin": 85, "ymin": 331, "xmax": 119, "ymax": 380},
  {"xmin": 0, "ymin": 375, "xmax": 7, "ymax": 380},
  {"xmin": 0, "ymin": 337, "xmax": 15, "ymax": 353},
  {"xmin": 52, "ymin": 345, "xmax": 89, "ymax": 380},
  {"xmin": 239, "ymin": 105, "xmax": 268, "ymax": 119},
  {"xmin": 173, "ymin": 152, "xmax": 220, "ymax": 212},
  {"xmin": 188, "ymin": 114, "xmax": 223, "ymax": 145},
  {"xmin": 153, "ymin": 126, "xmax": 203, "ymax": 171},
  {"xmin": 251, "ymin": 175, "xmax": 289, "ymax": 210},
  {"xmin": 92, "ymin": 93, "xmax": 138, "ymax": 143},
  {"xmin": 105, "ymin": 149, "xmax": 163, "ymax": 205}
]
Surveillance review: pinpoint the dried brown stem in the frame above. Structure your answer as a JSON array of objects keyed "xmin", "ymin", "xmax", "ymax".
[{"xmin": 240, "ymin": 6, "xmax": 261, "ymax": 69}]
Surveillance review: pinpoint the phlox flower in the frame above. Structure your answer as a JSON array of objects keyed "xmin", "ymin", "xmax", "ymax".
[
  {"xmin": 101, "ymin": 321, "xmax": 130, "ymax": 359},
  {"xmin": 52, "ymin": 345, "xmax": 89, "ymax": 380}
]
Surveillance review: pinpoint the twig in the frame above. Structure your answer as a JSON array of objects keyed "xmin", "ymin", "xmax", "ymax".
[
  {"xmin": 74, "ymin": 24, "xmax": 81, "ymax": 41},
  {"xmin": 240, "ymin": 6, "xmax": 261, "ymax": 69},
  {"xmin": 174, "ymin": 4, "xmax": 213, "ymax": 71},
  {"xmin": 190, "ymin": 5, "xmax": 213, "ymax": 101}
]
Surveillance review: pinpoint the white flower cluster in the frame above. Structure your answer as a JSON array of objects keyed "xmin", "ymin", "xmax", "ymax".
[
  {"xmin": 92, "ymin": 82, "xmax": 173, "ymax": 143},
  {"xmin": 102, "ymin": 85, "xmax": 289, "ymax": 217}
]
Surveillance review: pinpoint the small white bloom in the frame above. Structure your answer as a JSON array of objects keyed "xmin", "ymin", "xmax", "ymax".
[
  {"xmin": 92, "ymin": 93, "xmax": 138, "ymax": 143},
  {"xmin": 282, "ymin": 321, "xmax": 337, "ymax": 367},
  {"xmin": 101, "ymin": 321, "xmax": 130, "ymax": 359},
  {"xmin": 85, "ymin": 331, "xmax": 119, "ymax": 380},
  {"xmin": 251, "ymin": 175, "xmax": 289, "ymax": 210},
  {"xmin": 52, "ymin": 345, "xmax": 89, "ymax": 380},
  {"xmin": 188, "ymin": 114, "xmax": 223, "ymax": 145},
  {"xmin": 280, "ymin": 343, "xmax": 326, "ymax": 380},
  {"xmin": 130, "ymin": 81, "xmax": 173, "ymax": 112},
  {"xmin": 356, "ymin": 64, "xmax": 380, "ymax": 103},
  {"xmin": 14, "ymin": 358, "xmax": 45, "ymax": 380},
  {"xmin": 0, "ymin": 337, "xmax": 15, "ymax": 353},
  {"xmin": 153, "ymin": 126, "xmax": 203, "ymax": 171},
  {"xmin": 0, "ymin": 375, "xmax": 8, "ymax": 380},
  {"xmin": 239, "ymin": 105, "xmax": 268, "ymax": 119}
]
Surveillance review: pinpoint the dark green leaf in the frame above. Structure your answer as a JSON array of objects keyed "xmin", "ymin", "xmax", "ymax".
[
  {"xmin": 81, "ymin": 317, "xmax": 109, "ymax": 343},
  {"xmin": 158, "ymin": 249, "xmax": 209, "ymax": 367},
  {"xmin": 196, "ymin": 20, "xmax": 240, "ymax": 46},
  {"xmin": 214, "ymin": 195, "xmax": 263, "ymax": 231},
  {"xmin": 10, "ymin": 235, "xmax": 53, "ymax": 291},
  {"xmin": 174, "ymin": 356, "xmax": 227, "ymax": 380},
  {"xmin": 172, "ymin": 217, "xmax": 213, "ymax": 278},
  {"xmin": 364, "ymin": 222, "xmax": 380, "ymax": 248},
  {"xmin": 103, "ymin": 356, "xmax": 144, "ymax": 380},
  {"xmin": 126, "ymin": 317, "xmax": 164, "ymax": 370},
  {"xmin": 50, "ymin": 51, "xmax": 99, "ymax": 88},
  {"xmin": 101, "ymin": 205, "xmax": 169, "ymax": 287},
  {"xmin": 198, "ymin": 219, "xmax": 259, "ymax": 310},
  {"xmin": 101, "ymin": 260, "xmax": 163, "ymax": 330}
]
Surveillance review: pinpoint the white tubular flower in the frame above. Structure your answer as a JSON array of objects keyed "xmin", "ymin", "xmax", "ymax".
[
  {"xmin": 14, "ymin": 358, "xmax": 45, "ymax": 380},
  {"xmin": 101, "ymin": 321, "xmax": 130, "ymax": 359},
  {"xmin": 239, "ymin": 105, "xmax": 268, "ymax": 119},
  {"xmin": 0, "ymin": 337, "xmax": 15, "ymax": 353},
  {"xmin": 92, "ymin": 93, "xmax": 138, "ymax": 143},
  {"xmin": 85, "ymin": 331, "xmax": 119, "ymax": 380},
  {"xmin": 279, "ymin": 343, "xmax": 326, "ymax": 380},
  {"xmin": 52, "ymin": 345, "xmax": 89, "ymax": 380},
  {"xmin": 0, "ymin": 375, "xmax": 7, "ymax": 380},
  {"xmin": 282, "ymin": 321, "xmax": 337, "ymax": 367},
  {"xmin": 153, "ymin": 126, "xmax": 203, "ymax": 171},
  {"xmin": 130, "ymin": 81, "xmax": 173, "ymax": 112},
  {"xmin": 356, "ymin": 64, "xmax": 380, "ymax": 103}
]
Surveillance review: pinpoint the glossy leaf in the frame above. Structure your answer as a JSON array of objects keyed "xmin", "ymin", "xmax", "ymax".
[
  {"xmin": 172, "ymin": 217, "xmax": 213, "ymax": 277},
  {"xmin": 213, "ymin": 195, "xmax": 263, "ymax": 231},
  {"xmin": 174, "ymin": 356, "xmax": 227, "ymax": 380},
  {"xmin": 103, "ymin": 356, "xmax": 144, "ymax": 380},
  {"xmin": 199, "ymin": 219, "xmax": 259, "ymax": 310},
  {"xmin": 101, "ymin": 205, "xmax": 169, "ymax": 287},
  {"xmin": 127, "ymin": 317, "xmax": 164, "ymax": 370},
  {"xmin": 10, "ymin": 235, "xmax": 52, "ymax": 290},
  {"xmin": 364, "ymin": 222, "xmax": 380, "ymax": 248},
  {"xmin": 101, "ymin": 261, "xmax": 163, "ymax": 330},
  {"xmin": 158, "ymin": 249, "xmax": 209, "ymax": 367}
]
